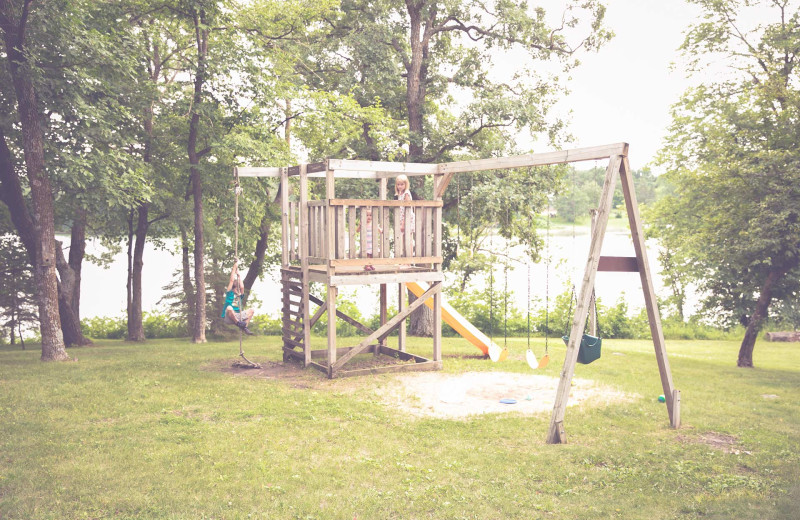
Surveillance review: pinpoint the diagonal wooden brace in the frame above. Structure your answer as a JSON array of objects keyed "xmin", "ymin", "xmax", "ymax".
[
  {"xmin": 332, "ymin": 282, "xmax": 441, "ymax": 371},
  {"xmin": 308, "ymin": 293, "xmax": 374, "ymax": 335}
]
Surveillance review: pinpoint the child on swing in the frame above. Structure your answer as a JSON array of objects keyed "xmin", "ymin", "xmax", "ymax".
[{"xmin": 222, "ymin": 260, "xmax": 254, "ymax": 335}]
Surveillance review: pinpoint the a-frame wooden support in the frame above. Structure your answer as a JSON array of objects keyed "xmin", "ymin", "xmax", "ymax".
[{"xmin": 546, "ymin": 147, "xmax": 680, "ymax": 444}]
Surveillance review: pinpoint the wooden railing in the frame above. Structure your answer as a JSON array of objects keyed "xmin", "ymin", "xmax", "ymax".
[{"xmin": 284, "ymin": 199, "xmax": 442, "ymax": 267}]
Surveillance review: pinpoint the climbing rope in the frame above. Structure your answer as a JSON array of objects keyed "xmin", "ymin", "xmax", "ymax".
[{"xmin": 232, "ymin": 172, "xmax": 259, "ymax": 369}]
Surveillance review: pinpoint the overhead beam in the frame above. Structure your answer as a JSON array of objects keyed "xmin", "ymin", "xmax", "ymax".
[{"xmin": 438, "ymin": 143, "xmax": 629, "ymax": 175}]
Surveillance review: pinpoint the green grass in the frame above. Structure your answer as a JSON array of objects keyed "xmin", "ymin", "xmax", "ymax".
[{"xmin": 1, "ymin": 335, "xmax": 799, "ymax": 519}]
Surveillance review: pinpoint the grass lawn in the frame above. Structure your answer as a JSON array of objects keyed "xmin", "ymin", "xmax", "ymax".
[{"xmin": 1, "ymin": 334, "xmax": 799, "ymax": 519}]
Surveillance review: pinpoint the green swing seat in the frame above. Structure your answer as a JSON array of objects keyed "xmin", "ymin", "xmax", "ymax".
[
  {"xmin": 561, "ymin": 288, "xmax": 602, "ymax": 365},
  {"xmin": 561, "ymin": 334, "xmax": 602, "ymax": 364}
]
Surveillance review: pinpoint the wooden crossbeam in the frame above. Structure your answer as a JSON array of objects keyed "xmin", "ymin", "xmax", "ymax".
[
  {"xmin": 307, "ymin": 293, "xmax": 374, "ymax": 335},
  {"xmin": 598, "ymin": 256, "xmax": 639, "ymax": 272},
  {"xmin": 438, "ymin": 143, "xmax": 628, "ymax": 175},
  {"xmin": 332, "ymin": 282, "xmax": 441, "ymax": 371}
]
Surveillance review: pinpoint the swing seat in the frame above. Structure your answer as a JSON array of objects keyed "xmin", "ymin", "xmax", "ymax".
[{"xmin": 561, "ymin": 334, "xmax": 602, "ymax": 365}]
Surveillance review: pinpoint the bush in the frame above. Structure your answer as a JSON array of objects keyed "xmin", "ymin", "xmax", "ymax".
[
  {"xmin": 81, "ymin": 315, "xmax": 127, "ymax": 339},
  {"xmin": 82, "ymin": 312, "xmax": 187, "ymax": 340}
]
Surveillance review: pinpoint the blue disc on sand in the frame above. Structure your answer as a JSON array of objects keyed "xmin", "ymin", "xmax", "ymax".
[{"xmin": 500, "ymin": 398, "xmax": 517, "ymax": 405}]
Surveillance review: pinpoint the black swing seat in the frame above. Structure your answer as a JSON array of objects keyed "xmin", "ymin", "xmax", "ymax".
[{"xmin": 561, "ymin": 334, "xmax": 602, "ymax": 365}]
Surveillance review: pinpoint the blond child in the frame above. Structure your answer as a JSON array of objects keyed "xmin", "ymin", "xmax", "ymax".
[{"xmin": 395, "ymin": 174, "xmax": 415, "ymax": 254}]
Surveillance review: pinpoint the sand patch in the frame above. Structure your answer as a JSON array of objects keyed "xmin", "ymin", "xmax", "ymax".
[{"xmin": 375, "ymin": 371, "xmax": 636, "ymax": 419}]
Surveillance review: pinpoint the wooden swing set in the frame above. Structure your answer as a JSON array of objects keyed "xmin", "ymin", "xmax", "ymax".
[{"xmin": 236, "ymin": 142, "xmax": 680, "ymax": 444}]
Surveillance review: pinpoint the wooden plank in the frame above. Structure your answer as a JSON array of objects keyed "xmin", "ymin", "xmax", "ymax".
[
  {"xmin": 331, "ymin": 360, "xmax": 442, "ymax": 379},
  {"xmin": 348, "ymin": 206, "xmax": 356, "ymax": 259},
  {"xmin": 671, "ymin": 389, "xmax": 681, "ymax": 429},
  {"xmin": 377, "ymin": 345, "xmax": 430, "ymax": 363},
  {"xmin": 398, "ymin": 283, "xmax": 407, "ymax": 352},
  {"xmin": 327, "ymin": 158, "xmax": 439, "ymax": 175},
  {"xmin": 289, "ymin": 201, "xmax": 296, "ymax": 263},
  {"xmin": 329, "ymin": 199, "xmax": 442, "ymax": 208},
  {"xmin": 288, "ymin": 161, "xmax": 327, "ymax": 176},
  {"xmin": 332, "ymin": 282, "xmax": 441, "ymax": 371},
  {"xmin": 337, "ymin": 205, "xmax": 345, "ymax": 259},
  {"xmin": 379, "ymin": 283, "xmax": 387, "ymax": 349},
  {"xmin": 620, "ymin": 155, "xmax": 677, "ymax": 426},
  {"xmin": 235, "ymin": 166, "xmax": 282, "ymax": 178},
  {"xmin": 415, "ymin": 205, "xmax": 423, "ymax": 256},
  {"xmin": 280, "ymin": 168, "xmax": 289, "ymax": 267},
  {"xmin": 327, "ymin": 285, "xmax": 337, "ymax": 373},
  {"xmin": 439, "ymin": 143, "xmax": 629, "ymax": 175},
  {"xmin": 283, "ymin": 337, "xmax": 304, "ymax": 349},
  {"xmin": 328, "ymin": 269, "xmax": 444, "ymax": 286},
  {"xmin": 393, "ymin": 207, "xmax": 402, "ymax": 257},
  {"xmin": 598, "ymin": 256, "xmax": 639, "ymax": 272},
  {"xmin": 330, "ymin": 256, "xmax": 442, "ymax": 267},
  {"xmin": 547, "ymin": 154, "xmax": 622, "ymax": 444}
]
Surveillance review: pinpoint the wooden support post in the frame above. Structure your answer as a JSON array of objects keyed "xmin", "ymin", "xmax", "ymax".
[
  {"xmin": 547, "ymin": 154, "xmax": 622, "ymax": 444},
  {"xmin": 589, "ymin": 208, "xmax": 598, "ymax": 336},
  {"xmin": 433, "ymin": 174, "xmax": 444, "ymax": 361},
  {"xmin": 327, "ymin": 284, "xmax": 337, "ymax": 376},
  {"xmin": 280, "ymin": 168, "xmax": 289, "ymax": 267},
  {"xmin": 398, "ymin": 283, "xmax": 407, "ymax": 352},
  {"xmin": 379, "ymin": 178, "xmax": 388, "ymax": 350},
  {"xmin": 619, "ymin": 156, "xmax": 678, "ymax": 428},
  {"xmin": 671, "ymin": 390, "xmax": 681, "ymax": 429},
  {"xmin": 299, "ymin": 164, "xmax": 311, "ymax": 367}
]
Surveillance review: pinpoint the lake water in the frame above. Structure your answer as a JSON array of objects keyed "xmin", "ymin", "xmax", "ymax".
[{"xmin": 79, "ymin": 222, "xmax": 697, "ymax": 321}]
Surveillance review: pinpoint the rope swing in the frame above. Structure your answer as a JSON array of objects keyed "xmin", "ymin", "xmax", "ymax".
[{"xmin": 232, "ymin": 172, "xmax": 260, "ymax": 369}]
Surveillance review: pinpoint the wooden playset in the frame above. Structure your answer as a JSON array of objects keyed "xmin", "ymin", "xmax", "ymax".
[{"xmin": 236, "ymin": 142, "xmax": 680, "ymax": 443}]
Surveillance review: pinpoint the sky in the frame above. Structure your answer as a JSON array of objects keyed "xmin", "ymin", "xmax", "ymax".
[{"xmin": 544, "ymin": 0, "xmax": 704, "ymax": 171}]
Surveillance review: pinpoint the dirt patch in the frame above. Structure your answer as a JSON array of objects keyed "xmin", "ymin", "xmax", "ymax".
[
  {"xmin": 374, "ymin": 371, "xmax": 636, "ymax": 419},
  {"xmin": 678, "ymin": 432, "xmax": 752, "ymax": 455},
  {"xmin": 210, "ymin": 360, "xmax": 635, "ymax": 419}
]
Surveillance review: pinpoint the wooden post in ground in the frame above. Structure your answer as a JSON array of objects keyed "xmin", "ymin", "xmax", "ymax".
[
  {"xmin": 547, "ymin": 153, "xmax": 622, "ymax": 444},
  {"xmin": 299, "ymin": 164, "xmax": 311, "ymax": 367},
  {"xmin": 280, "ymin": 167, "xmax": 289, "ymax": 268},
  {"xmin": 589, "ymin": 209, "xmax": 598, "ymax": 336},
  {"xmin": 619, "ymin": 156, "xmax": 679, "ymax": 428},
  {"xmin": 379, "ymin": 179, "xmax": 388, "ymax": 353},
  {"xmin": 326, "ymin": 166, "xmax": 337, "ymax": 373},
  {"xmin": 432, "ymin": 174, "xmax": 444, "ymax": 362}
]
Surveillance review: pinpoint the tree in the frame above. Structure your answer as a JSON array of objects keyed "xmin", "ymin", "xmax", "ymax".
[
  {"xmin": 303, "ymin": 0, "xmax": 611, "ymax": 334},
  {"xmin": 0, "ymin": 0, "xmax": 69, "ymax": 360},
  {"xmin": 651, "ymin": 0, "xmax": 800, "ymax": 367},
  {"xmin": 0, "ymin": 234, "xmax": 37, "ymax": 347}
]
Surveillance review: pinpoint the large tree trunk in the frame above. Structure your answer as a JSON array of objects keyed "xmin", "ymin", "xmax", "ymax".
[
  {"xmin": 181, "ymin": 227, "xmax": 196, "ymax": 335},
  {"xmin": 127, "ymin": 203, "xmax": 149, "ymax": 341},
  {"xmin": 188, "ymin": 9, "xmax": 209, "ymax": 343},
  {"xmin": 738, "ymin": 268, "xmax": 782, "ymax": 367},
  {"xmin": 1, "ymin": 8, "xmax": 68, "ymax": 361},
  {"xmin": 55, "ymin": 212, "xmax": 92, "ymax": 347},
  {"xmin": 402, "ymin": 2, "xmax": 435, "ymax": 336}
]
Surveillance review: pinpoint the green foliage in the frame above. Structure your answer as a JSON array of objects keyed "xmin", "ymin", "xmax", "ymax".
[
  {"xmin": 0, "ymin": 235, "xmax": 37, "ymax": 346},
  {"xmin": 81, "ymin": 313, "xmax": 186, "ymax": 340},
  {"xmin": 651, "ymin": 1, "xmax": 800, "ymax": 331}
]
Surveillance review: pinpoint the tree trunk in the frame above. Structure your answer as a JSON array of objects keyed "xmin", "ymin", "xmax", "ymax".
[
  {"xmin": 188, "ymin": 9, "xmax": 209, "ymax": 343},
  {"xmin": 738, "ymin": 268, "xmax": 782, "ymax": 367},
  {"xmin": 404, "ymin": 1, "xmax": 428, "ymax": 163},
  {"xmin": 127, "ymin": 203, "xmax": 149, "ymax": 341},
  {"xmin": 241, "ymin": 213, "xmax": 274, "ymax": 300},
  {"xmin": 54, "ymin": 212, "xmax": 91, "ymax": 347},
  {"xmin": 181, "ymin": 227, "xmax": 196, "ymax": 335},
  {"xmin": 407, "ymin": 290, "xmax": 434, "ymax": 337},
  {"xmin": 1, "ymin": 10, "xmax": 68, "ymax": 361}
]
